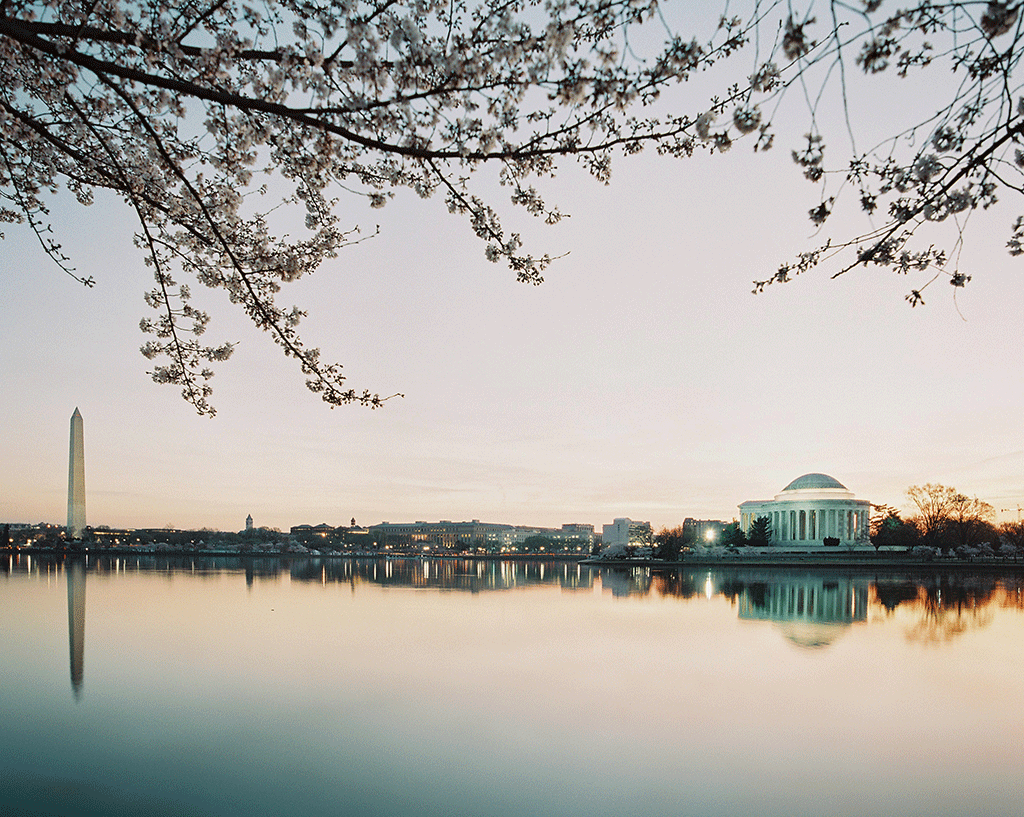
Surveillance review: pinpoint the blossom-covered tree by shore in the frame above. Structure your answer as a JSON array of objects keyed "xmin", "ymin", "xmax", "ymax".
[{"xmin": 4, "ymin": 0, "xmax": 1024, "ymax": 413}]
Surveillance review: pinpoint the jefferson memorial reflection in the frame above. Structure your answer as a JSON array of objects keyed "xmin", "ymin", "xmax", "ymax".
[{"xmin": 737, "ymin": 572, "xmax": 869, "ymax": 648}]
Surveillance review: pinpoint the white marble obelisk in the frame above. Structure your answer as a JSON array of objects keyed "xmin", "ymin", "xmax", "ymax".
[{"xmin": 67, "ymin": 408, "xmax": 86, "ymax": 539}]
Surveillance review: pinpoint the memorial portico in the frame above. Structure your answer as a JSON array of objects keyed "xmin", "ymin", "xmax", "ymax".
[{"xmin": 739, "ymin": 473, "xmax": 871, "ymax": 549}]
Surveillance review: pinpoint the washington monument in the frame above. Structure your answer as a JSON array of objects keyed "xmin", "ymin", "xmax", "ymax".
[{"xmin": 67, "ymin": 408, "xmax": 85, "ymax": 539}]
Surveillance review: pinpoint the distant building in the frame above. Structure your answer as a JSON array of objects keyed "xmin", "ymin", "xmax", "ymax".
[
  {"xmin": 558, "ymin": 524, "xmax": 595, "ymax": 550},
  {"xmin": 370, "ymin": 520, "xmax": 508, "ymax": 550},
  {"xmin": 290, "ymin": 523, "xmax": 335, "ymax": 537},
  {"xmin": 90, "ymin": 528, "xmax": 134, "ymax": 545},
  {"xmin": 682, "ymin": 518, "xmax": 728, "ymax": 544},
  {"xmin": 245, "ymin": 514, "xmax": 253, "ymax": 532},
  {"xmin": 738, "ymin": 473, "xmax": 871, "ymax": 549},
  {"xmin": 367, "ymin": 520, "xmax": 593, "ymax": 553},
  {"xmin": 5, "ymin": 522, "xmax": 64, "ymax": 547},
  {"xmin": 601, "ymin": 518, "xmax": 652, "ymax": 549}
]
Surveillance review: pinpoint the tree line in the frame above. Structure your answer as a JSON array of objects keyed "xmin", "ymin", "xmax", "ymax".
[{"xmin": 871, "ymin": 483, "xmax": 1022, "ymax": 556}]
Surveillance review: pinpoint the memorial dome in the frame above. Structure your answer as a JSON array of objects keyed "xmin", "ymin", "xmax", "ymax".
[
  {"xmin": 782, "ymin": 473, "xmax": 847, "ymax": 492},
  {"xmin": 739, "ymin": 472, "xmax": 871, "ymax": 549},
  {"xmin": 775, "ymin": 621, "xmax": 850, "ymax": 650}
]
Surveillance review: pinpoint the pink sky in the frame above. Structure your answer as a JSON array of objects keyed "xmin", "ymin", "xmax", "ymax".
[{"xmin": 2, "ymin": 11, "xmax": 1022, "ymax": 533}]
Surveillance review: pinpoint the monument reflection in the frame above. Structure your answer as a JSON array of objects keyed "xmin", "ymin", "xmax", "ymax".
[
  {"xmin": 5, "ymin": 553, "xmax": 1024, "ymax": 817},
  {"xmin": 1, "ymin": 554, "xmax": 1020, "ymax": 688},
  {"xmin": 736, "ymin": 572, "xmax": 869, "ymax": 649},
  {"xmin": 67, "ymin": 559, "xmax": 85, "ymax": 699}
]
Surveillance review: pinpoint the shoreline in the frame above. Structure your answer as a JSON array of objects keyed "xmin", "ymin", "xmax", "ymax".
[
  {"xmin": 586, "ymin": 556, "xmax": 1024, "ymax": 570},
  {"xmin": 5, "ymin": 546, "xmax": 1024, "ymax": 570}
]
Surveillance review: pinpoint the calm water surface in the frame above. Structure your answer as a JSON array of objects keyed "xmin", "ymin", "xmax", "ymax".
[{"xmin": 2, "ymin": 554, "xmax": 1024, "ymax": 817}]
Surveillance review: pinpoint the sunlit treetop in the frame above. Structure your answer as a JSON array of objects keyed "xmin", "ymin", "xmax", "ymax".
[{"xmin": 2, "ymin": 0, "xmax": 1022, "ymax": 414}]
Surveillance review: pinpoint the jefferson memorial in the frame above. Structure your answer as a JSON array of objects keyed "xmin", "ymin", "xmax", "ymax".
[{"xmin": 738, "ymin": 473, "xmax": 871, "ymax": 549}]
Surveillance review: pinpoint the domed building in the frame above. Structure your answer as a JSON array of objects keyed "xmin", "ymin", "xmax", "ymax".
[{"xmin": 738, "ymin": 473, "xmax": 871, "ymax": 549}]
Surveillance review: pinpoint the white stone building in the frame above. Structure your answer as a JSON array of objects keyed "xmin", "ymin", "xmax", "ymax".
[
  {"xmin": 738, "ymin": 473, "xmax": 871, "ymax": 549},
  {"xmin": 601, "ymin": 518, "xmax": 653, "ymax": 549}
]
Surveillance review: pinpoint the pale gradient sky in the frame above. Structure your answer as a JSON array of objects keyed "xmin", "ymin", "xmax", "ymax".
[{"xmin": 2, "ymin": 11, "xmax": 1023, "ymax": 533}]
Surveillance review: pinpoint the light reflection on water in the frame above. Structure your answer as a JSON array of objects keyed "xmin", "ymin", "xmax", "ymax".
[{"xmin": 2, "ymin": 555, "xmax": 1024, "ymax": 817}]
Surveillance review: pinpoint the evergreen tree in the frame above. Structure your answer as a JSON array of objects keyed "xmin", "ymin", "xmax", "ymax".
[
  {"xmin": 748, "ymin": 516, "xmax": 771, "ymax": 547},
  {"xmin": 722, "ymin": 522, "xmax": 747, "ymax": 548}
]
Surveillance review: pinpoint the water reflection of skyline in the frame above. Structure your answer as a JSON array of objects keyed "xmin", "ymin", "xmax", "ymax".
[
  {"xmin": 5, "ymin": 556, "xmax": 1024, "ymax": 817},
  {"xmin": 4, "ymin": 554, "xmax": 1024, "ymax": 679},
  {"xmin": 287, "ymin": 556, "xmax": 598, "ymax": 592},
  {"xmin": 6, "ymin": 554, "xmax": 1024, "ymax": 611}
]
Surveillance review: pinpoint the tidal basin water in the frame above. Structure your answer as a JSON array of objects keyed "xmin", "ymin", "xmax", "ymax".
[{"xmin": 3, "ymin": 556, "xmax": 1024, "ymax": 817}]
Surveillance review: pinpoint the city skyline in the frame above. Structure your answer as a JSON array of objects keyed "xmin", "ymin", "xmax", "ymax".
[
  {"xmin": 2, "ymin": 31, "xmax": 1022, "ymax": 531},
  {"xmin": 4, "ymin": 161, "xmax": 1022, "ymax": 532},
  {"xmin": 5, "ymin": 6, "xmax": 1024, "ymax": 817},
  {"xmin": 3, "ymin": 407, "xmax": 1020, "ymax": 533}
]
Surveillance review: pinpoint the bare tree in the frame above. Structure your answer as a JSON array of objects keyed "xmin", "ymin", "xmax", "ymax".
[
  {"xmin": 999, "ymin": 520, "xmax": 1024, "ymax": 554},
  {"xmin": 907, "ymin": 483, "xmax": 960, "ymax": 548},
  {"xmin": 946, "ymin": 492, "xmax": 996, "ymax": 549},
  {"xmin": 654, "ymin": 524, "xmax": 693, "ymax": 560},
  {"xmin": 907, "ymin": 483, "xmax": 995, "ymax": 552},
  {"xmin": 4, "ymin": 1, "xmax": 1024, "ymax": 413},
  {"xmin": 870, "ymin": 503, "xmax": 921, "ymax": 550}
]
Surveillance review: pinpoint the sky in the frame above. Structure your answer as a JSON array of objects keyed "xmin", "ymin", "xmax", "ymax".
[{"xmin": 2, "ymin": 10, "xmax": 1023, "ymax": 533}]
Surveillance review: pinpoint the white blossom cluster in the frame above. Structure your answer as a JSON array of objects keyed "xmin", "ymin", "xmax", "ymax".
[
  {"xmin": 0, "ymin": 0, "xmax": 778, "ymax": 413},
  {"xmin": 4, "ymin": 1, "xmax": 1024, "ymax": 412},
  {"xmin": 754, "ymin": 1, "xmax": 1024, "ymax": 304}
]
